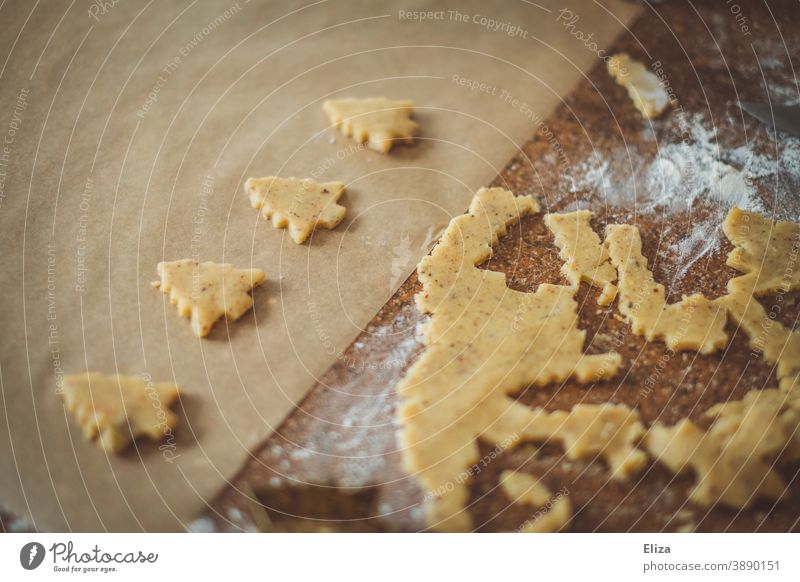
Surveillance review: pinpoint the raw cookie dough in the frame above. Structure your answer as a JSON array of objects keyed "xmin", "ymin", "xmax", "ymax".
[
  {"xmin": 721, "ymin": 275, "xmax": 800, "ymax": 386},
  {"xmin": 723, "ymin": 206, "xmax": 800, "ymax": 296},
  {"xmin": 153, "ymin": 259, "xmax": 266, "ymax": 337},
  {"xmin": 245, "ymin": 176, "xmax": 346, "ymax": 244},
  {"xmin": 605, "ymin": 224, "xmax": 729, "ymax": 354},
  {"xmin": 62, "ymin": 373, "xmax": 180, "ymax": 452},
  {"xmin": 397, "ymin": 187, "xmax": 622, "ymax": 532},
  {"xmin": 322, "ymin": 97, "xmax": 417, "ymax": 153},
  {"xmin": 544, "ymin": 210, "xmax": 617, "ymax": 305},
  {"xmin": 720, "ymin": 208, "xmax": 800, "ymax": 388},
  {"xmin": 500, "ymin": 470, "xmax": 571, "ymax": 533},
  {"xmin": 515, "ymin": 403, "xmax": 646, "ymax": 480},
  {"xmin": 607, "ymin": 53, "xmax": 669, "ymax": 119},
  {"xmin": 645, "ymin": 388, "xmax": 800, "ymax": 508}
]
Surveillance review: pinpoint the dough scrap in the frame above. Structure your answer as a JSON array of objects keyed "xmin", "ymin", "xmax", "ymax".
[
  {"xmin": 723, "ymin": 207, "xmax": 800, "ymax": 296},
  {"xmin": 500, "ymin": 471, "xmax": 571, "ymax": 533},
  {"xmin": 720, "ymin": 208, "xmax": 800, "ymax": 384},
  {"xmin": 707, "ymin": 389, "xmax": 800, "ymax": 460},
  {"xmin": 544, "ymin": 210, "xmax": 617, "ymax": 305},
  {"xmin": 153, "ymin": 259, "xmax": 266, "ymax": 337},
  {"xmin": 605, "ymin": 224, "xmax": 728, "ymax": 354},
  {"xmin": 398, "ymin": 203, "xmax": 800, "ymax": 525},
  {"xmin": 607, "ymin": 53, "xmax": 669, "ymax": 119},
  {"xmin": 323, "ymin": 97, "xmax": 417, "ymax": 153},
  {"xmin": 62, "ymin": 373, "xmax": 180, "ymax": 452},
  {"xmin": 397, "ymin": 187, "xmax": 622, "ymax": 531},
  {"xmin": 518, "ymin": 403, "xmax": 647, "ymax": 480},
  {"xmin": 245, "ymin": 176, "xmax": 346, "ymax": 244},
  {"xmin": 645, "ymin": 388, "xmax": 800, "ymax": 508},
  {"xmin": 721, "ymin": 275, "xmax": 800, "ymax": 383}
]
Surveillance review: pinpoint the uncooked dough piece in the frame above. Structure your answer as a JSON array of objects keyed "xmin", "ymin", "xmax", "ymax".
[
  {"xmin": 153, "ymin": 259, "xmax": 266, "ymax": 337},
  {"xmin": 545, "ymin": 210, "xmax": 617, "ymax": 305},
  {"xmin": 397, "ymin": 187, "xmax": 622, "ymax": 532},
  {"xmin": 62, "ymin": 373, "xmax": 180, "ymax": 452},
  {"xmin": 720, "ymin": 208, "xmax": 800, "ymax": 385},
  {"xmin": 723, "ymin": 207, "xmax": 800, "ymax": 296},
  {"xmin": 323, "ymin": 97, "xmax": 417, "ymax": 153},
  {"xmin": 500, "ymin": 471, "xmax": 571, "ymax": 533},
  {"xmin": 721, "ymin": 275, "xmax": 800, "ymax": 383},
  {"xmin": 646, "ymin": 388, "xmax": 800, "ymax": 508},
  {"xmin": 245, "ymin": 176, "xmax": 346, "ymax": 244},
  {"xmin": 519, "ymin": 403, "xmax": 647, "ymax": 480},
  {"xmin": 707, "ymin": 389, "xmax": 800, "ymax": 460},
  {"xmin": 605, "ymin": 224, "xmax": 728, "ymax": 354},
  {"xmin": 607, "ymin": 53, "xmax": 669, "ymax": 119}
]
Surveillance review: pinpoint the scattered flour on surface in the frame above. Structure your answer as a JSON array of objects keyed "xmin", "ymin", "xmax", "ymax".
[
  {"xmin": 6, "ymin": 516, "xmax": 34, "ymax": 532},
  {"xmin": 768, "ymin": 80, "xmax": 800, "ymax": 106},
  {"xmin": 565, "ymin": 114, "xmax": 800, "ymax": 280},
  {"xmin": 328, "ymin": 308, "xmax": 427, "ymax": 487},
  {"xmin": 227, "ymin": 507, "xmax": 244, "ymax": 522},
  {"xmin": 188, "ymin": 516, "xmax": 217, "ymax": 533}
]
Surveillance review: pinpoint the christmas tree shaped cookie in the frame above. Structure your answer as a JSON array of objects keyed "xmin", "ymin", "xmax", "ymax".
[
  {"xmin": 153, "ymin": 259, "xmax": 266, "ymax": 337},
  {"xmin": 323, "ymin": 97, "xmax": 417, "ymax": 153},
  {"xmin": 62, "ymin": 372, "xmax": 181, "ymax": 452},
  {"xmin": 245, "ymin": 176, "xmax": 346, "ymax": 244}
]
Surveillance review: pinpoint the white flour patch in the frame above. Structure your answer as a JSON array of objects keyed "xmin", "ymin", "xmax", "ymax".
[
  {"xmin": 280, "ymin": 304, "xmax": 427, "ymax": 488},
  {"xmin": 565, "ymin": 114, "xmax": 800, "ymax": 281},
  {"xmin": 329, "ymin": 309, "xmax": 426, "ymax": 487},
  {"xmin": 767, "ymin": 79, "xmax": 800, "ymax": 106},
  {"xmin": 567, "ymin": 152, "xmax": 614, "ymax": 199},
  {"xmin": 188, "ymin": 516, "xmax": 217, "ymax": 533}
]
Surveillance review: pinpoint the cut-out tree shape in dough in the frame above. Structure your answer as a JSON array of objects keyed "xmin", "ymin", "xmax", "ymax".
[
  {"xmin": 396, "ymin": 187, "xmax": 625, "ymax": 531},
  {"xmin": 323, "ymin": 97, "xmax": 417, "ymax": 153},
  {"xmin": 153, "ymin": 259, "xmax": 266, "ymax": 337},
  {"xmin": 646, "ymin": 388, "xmax": 800, "ymax": 508},
  {"xmin": 545, "ymin": 210, "xmax": 617, "ymax": 305},
  {"xmin": 500, "ymin": 470, "xmax": 571, "ymax": 533},
  {"xmin": 605, "ymin": 224, "xmax": 728, "ymax": 354},
  {"xmin": 245, "ymin": 176, "xmax": 346, "ymax": 244},
  {"xmin": 547, "ymin": 208, "xmax": 800, "ymax": 366},
  {"xmin": 62, "ymin": 372, "xmax": 181, "ymax": 452}
]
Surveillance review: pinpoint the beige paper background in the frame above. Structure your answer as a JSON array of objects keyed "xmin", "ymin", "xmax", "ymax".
[{"xmin": 0, "ymin": 0, "xmax": 639, "ymax": 531}]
